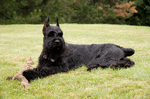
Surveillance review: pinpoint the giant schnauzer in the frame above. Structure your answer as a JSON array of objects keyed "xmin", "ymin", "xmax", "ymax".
[{"xmin": 11, "ymin": 16, "xmax": 135, "ymax": 82}]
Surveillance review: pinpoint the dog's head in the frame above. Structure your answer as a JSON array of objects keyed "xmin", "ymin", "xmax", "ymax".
[{"xmin": 42, "ymin": 16, "xmax": 66, "ymax": 61}]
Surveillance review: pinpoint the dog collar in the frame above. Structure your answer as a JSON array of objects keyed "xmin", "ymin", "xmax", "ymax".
[
  {"xmin": 43, "ymin": 55, "xmax": 47, "ymax": 59},
  {"xmin": 50, "ymin": 58, "xmax": 55, "ymax": 62},
  {"xmin": 43, "ymin": 55, "xmax": 55, "ymax": 62}
]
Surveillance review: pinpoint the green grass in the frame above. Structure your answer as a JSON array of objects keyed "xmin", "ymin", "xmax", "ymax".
[{"xmin": 0, "ymin": 24, "xmax": 150, "ymax": 99}]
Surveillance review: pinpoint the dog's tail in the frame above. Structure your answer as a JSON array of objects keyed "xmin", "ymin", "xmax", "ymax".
[
  {"xmin": 116, "ymin": 45, "xmax": 135, "ymax": 57},
  {"xmin": 122, "ymin": 48, "xmax": 135, "ymax": 57}
]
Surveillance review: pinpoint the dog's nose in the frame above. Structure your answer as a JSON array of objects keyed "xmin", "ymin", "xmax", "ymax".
[{"xmin": 54, "ymin": 40, "xmax": 60, "ymax": 45}]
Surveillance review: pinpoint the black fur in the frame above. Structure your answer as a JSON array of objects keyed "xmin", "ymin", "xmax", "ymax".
[{"xmin": 22, "ymin": 16, "xmax": 135, "ymax": 82}]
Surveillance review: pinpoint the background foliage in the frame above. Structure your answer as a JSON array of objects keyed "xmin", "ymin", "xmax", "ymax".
[{"xmin": 0, "ymin": 0, "xmax": 150, "ymax": 26}]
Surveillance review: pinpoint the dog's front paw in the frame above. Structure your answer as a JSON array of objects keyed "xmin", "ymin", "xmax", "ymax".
[{"xmin": 23, "ymin": 70, "xmax": 32, "ymax": 82}]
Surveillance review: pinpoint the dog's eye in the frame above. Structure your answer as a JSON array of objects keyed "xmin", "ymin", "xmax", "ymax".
[
  {"xmin": 48, "ymin": 31, "xmax": 55, "ymax": 37},
  {"xmin": 58, "ymin": 33, "xmax": 63, "ymax": 37}
]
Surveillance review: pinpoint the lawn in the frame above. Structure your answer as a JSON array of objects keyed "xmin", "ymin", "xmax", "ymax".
[{"xmin": 0, "ymin": 24, "xmax": 150, "ymax": 99}]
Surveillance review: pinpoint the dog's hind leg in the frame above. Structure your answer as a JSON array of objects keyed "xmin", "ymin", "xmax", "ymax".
[
  {"xmin": 87, "ymin": 58, "xmax": 117, "ymax": 71},
  {"xmin": 87, "ymin": 46, "xmax": 135, "ymax": 71},
  {"xmin": 116, "ymin": 57, "xmax": 135, "ymax": 68},
  {"xmin": 87, "ymin": 47, "xmax": 122, "ymax": 71},
  {"xmin": 87, "ymin": 57, "xmax": 135, "ymax": 71}
]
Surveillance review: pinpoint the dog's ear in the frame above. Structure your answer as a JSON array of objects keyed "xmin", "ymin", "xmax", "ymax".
[
  {"xmin": 56, "ymin": 17, "xmax": 59, "ymax": 27},
  {"xmin": 43, "ymin": 16, "xmax": 50, "ymax": 31}
]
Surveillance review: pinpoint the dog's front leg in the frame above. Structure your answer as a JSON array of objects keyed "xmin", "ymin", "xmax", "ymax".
[
  {"xmin": 23, "ymin": 66, "xmax": 64, "ymax": 82},
  {"xmin": 23, "ymin": 68, "xmax": 39, "ymax": 82}
]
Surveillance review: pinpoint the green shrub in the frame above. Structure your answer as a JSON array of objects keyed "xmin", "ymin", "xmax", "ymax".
[{"xmin": 0, "ymin": 0, "xmax": 149, "ymax": 26}]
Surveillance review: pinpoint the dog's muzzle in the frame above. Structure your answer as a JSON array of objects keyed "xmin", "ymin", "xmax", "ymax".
[
  {"xmin": 52, "ymin": 39, "xmax": 63, "ymax": 49},
  {"xmin": 54, "ymin": 40, "xmax": 60, "ymax": 46}
]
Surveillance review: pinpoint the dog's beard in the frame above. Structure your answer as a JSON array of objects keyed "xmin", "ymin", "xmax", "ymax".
[
  {"xmin": 47, "ymin": 39, "xmax": 64, "ymax": 52},
  {"xmin": 50, "ymin": 44, "xmax": 63, "ymax": 53},
  {"xmin": 43, "ymin": 39, "xmax": 65, "ymax": 61}
]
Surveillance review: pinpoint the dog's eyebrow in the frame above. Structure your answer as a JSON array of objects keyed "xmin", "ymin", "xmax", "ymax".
[
  {"xmin": 58, "ymin": 31, "xmax": 63, "ymax": 34},
  {"xmin": 50, "ymin": 31, "xmax": 55, "ymax": 33},
  {"xmin": 48, "ymin": 31, "xmax": 56, "ymax": 34}
]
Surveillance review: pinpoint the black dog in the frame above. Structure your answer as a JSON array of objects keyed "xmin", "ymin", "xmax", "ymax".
[{"xmin": 18, "ymin": 16, "xmax": 135, "ymax": 82}]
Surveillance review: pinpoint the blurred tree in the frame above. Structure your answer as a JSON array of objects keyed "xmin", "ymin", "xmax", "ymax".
[
  {"xmin": 113, "ymin": 1, "xmax": 138, "ymax": 19},
  {"xmin": 0, "ymin": 0, "xmax": 149, "ymax": 26},
  {"xmin": 0, "ymin": 0, "xmax": 43, "ymax": 24},
  {"xmin": 125, "ymin": 0, "xmax": 150, "ymax": 26},
  {"xmin": 0, "ymin": 0, "xmax": 19, "ymax": 23}
]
